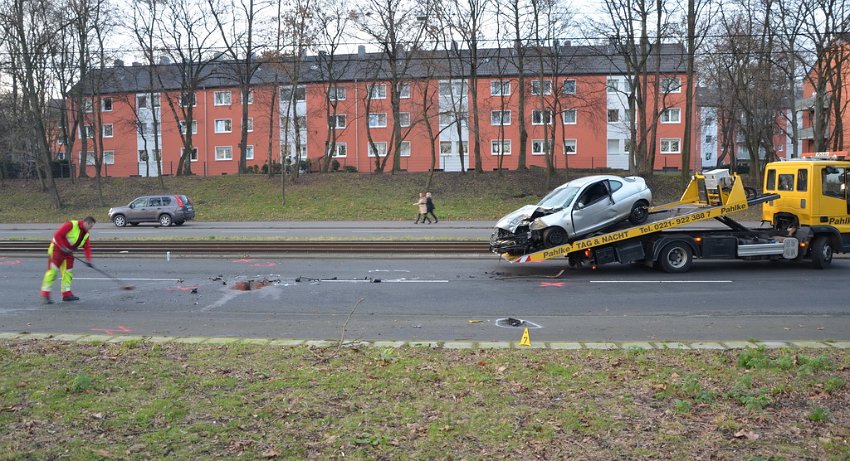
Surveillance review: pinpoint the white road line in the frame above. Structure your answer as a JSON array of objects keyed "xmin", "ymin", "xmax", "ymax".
[
  {"xmin": 589, "ymin": 280, "xmax": 732, "ymax": 283},
  {"xmin": 321, "ymin": 279, "xmax": 449, "ymax": 283},
  {"xmin": 76, "ymin": 277, "xmax": 179, "ymax": 282}
]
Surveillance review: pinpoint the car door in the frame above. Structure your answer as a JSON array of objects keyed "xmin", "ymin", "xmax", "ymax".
[
  {"xmin": 570, "ymin": 180, "xmax": 619, "ymax": 236},
  {"xmin": 126, "ymin": 197, "xmax": 149, "ymax": 222},
  {"xmin": 146, "ymin": 196, "xmax": 163, "ymax": 221}
]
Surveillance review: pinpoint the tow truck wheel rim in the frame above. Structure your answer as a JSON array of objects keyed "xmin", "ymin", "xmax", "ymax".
[
  {"xmin": 822, "ymin": 244, "xmax": 832, "ymax": 262},
  {"xmin": 667, "ymin": 248, "xmax": 686, "ymax": 268}
]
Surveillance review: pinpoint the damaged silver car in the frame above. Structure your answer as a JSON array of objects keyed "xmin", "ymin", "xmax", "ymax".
[{"xmin": 490, "ymin": 175, "xmax": 652, "ymax": 255}]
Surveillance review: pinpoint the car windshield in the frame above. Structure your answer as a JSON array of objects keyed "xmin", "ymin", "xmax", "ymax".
[{"xmin": 537, "ymin": 186, "xmax": 580, "ymax": 209}]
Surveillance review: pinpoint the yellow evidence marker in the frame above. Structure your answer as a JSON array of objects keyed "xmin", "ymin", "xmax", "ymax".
[{"xmin": 520, "ymin": 327, "xmax": 531, "ymax": 347}]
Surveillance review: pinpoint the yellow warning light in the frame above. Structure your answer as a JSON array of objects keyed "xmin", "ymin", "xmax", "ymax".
[{"xmin": 694, "ymin": 236, "xmax": 703, "ymax": 243}]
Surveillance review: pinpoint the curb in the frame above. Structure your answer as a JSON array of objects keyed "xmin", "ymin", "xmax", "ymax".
[{"xmin": 1, "ymin": 332, "xmax": 848, "ymax": 350}]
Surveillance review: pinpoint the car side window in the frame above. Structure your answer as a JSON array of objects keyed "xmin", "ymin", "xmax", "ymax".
[
  {"xmin": 161, "ymin": 196, "xmax": 172, "ymax": 206},
  {"xmin": 149, "ymin": 197, "xmax": 162, "ymax": 206},
  {"xmin": 578, "ymin": 183, "xmax": 608, "ymax": 208},
  {"xmin": 608, "ymin": 180, "xmax": 622, "ymax": 193},
  {"xmin": 131, "ymin": 198, "xmax": 147, "ymax": 208}
]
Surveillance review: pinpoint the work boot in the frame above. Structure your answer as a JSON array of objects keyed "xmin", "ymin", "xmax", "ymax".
[
  {"xmin": 62, "ymin": 295, "xmax": 80, "ymax": 302},
  {"xmin": 41, "ymin": 296, "xmax": 53, "ymax": 305}
]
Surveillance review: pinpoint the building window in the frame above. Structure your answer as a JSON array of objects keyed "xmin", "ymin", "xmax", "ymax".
[
  {"xmin": 82, "ymin": 125, "xmax": 95, "ymax": 138},
  {"xmin": 367, "ymin": 142, "xmax": 387, "ymax": 157},
  {"xmin": 180, "ymin": 92, "xmax": 196, "ymax": 107},
  {"xmin": 328, "ymin": 86, "xmax": 346, "ymax": 101},
  {"xmin": 660, "ymin": 138, "xmax": 681, "ymax": 154},
  {"xmin": 179, "ymin": 120, "xmax": 198, "ymax": 134},
  {"xmin": 564, "ymin": 139, "xmax": 577, "ymax": 155},
  {"xmin": 245, "ymin": 117, "xmax": 254, "ymax": 132},
  {"xmin": 439, "ymin": 81, "xmax": 466, "ymax": 97},
  {"xmin": 242, "ymin": 90, "xmax": 254, "ymax": 104},
  {"xmin": 662, "ymin": 77, "xmax": 682, "ymax": 93},
  {"xmin": 562, "ymin": 109, "xmax": 577, "ymax": 124},
  {"xmin": 705, "ymin": 135, "xmax": 713, "ymax": 143},
  {"xmin": 103, "ymin": 151, "xmax": 114, "ymax": 164},
  {"xmin": 399, "ymin": 83, "xmax": 411, "ymax": 99},
  {"xmin": 491, "ymin": 110, "xmax": 511, "ymax": 126},
  {"xmin": 491, "ymin": 140, "xmax": 511, "ymax": 156},
  {"xmin": 531, "ymin": 139, "xmax": 552, "ymax": 155},
  {"xmin": 608, "ymin": 109, "xmax": 619, "ymax": 123},
  {"xmin": 190, "ymin": 147, "xmax": 198, "ymax": 162},
  {"xmin": 101, "ymin": 98, "xmax": 113, "ymax": 112},
  {"xmin": 607, "ymin": 78, "xmax": 619, "ymax": 93},
  {"xmin": 440, "ymin": 141, "xmax": 452, "ymax": 155},
  {"xmin": 215, "ymin": 146, "xmax": 233, "ymax": 160},
  {"xmin": 531, "ymin": 80, "xmax": 552, "ymax": 96},
  {"xmin": 331, "ymin": 143, "xmax": 347, "ymax": 158},
  {"xmin": 439, "ymin": 113, "xmax": 452, "ymax": 127},
  {"xmin": 532, "ymin": 109, "xmax": 552, "ymax": 125},
  {"xmin": 490, "ymin": 80, "xmax": 511, "ymax": 96},
  {"xmin": 83, "ymin": 98, "xmax": 93, "ymax": 113},
  {"xmin": 281, "ymin": 86, "xmax": 305, "ymax": 101},
  {"xmin": 214, "ymin": 91, "xmax": 232, "ymax": 106},
  {"xmin": 329, "ymin": 114, "xmax": 347, "ymax": 129},
  {"xmin": 400, "ymin": 141, "xmax": 411, "ymax": 157},
  {"xmin": 368, "ymin": 84, "xmax": 386, "ymax": 100},
  {"xmin": 561, "ymin": 79, "xmax": 576, "ymax": 95},
  {"xmin": 215, "ymin": 119, "xmax": 232, "ymax": 133},
  {"xmin": 368, "ymin": 113, "xmax": 387, "ymax": 128},
  {"xmin": 661, "ymin": 108, "xmax": 681, "ymax": 123},
  {"xmin": 246, "ymin": 145, "xmax": 254, "ymax": 160},
  {"xmin": 399, "ymin": 112, "xmax": 410, "ymax": 127},
  {"xmin": 136, "ymin": 95, "xmax": 149, "ymax": 109},
  {"xmin": 102, "ymin": 124, "xmax": 113, "ymax": 138}
]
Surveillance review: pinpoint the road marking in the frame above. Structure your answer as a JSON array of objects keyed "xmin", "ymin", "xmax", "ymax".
[
  {"xmin": 77, "ymin": 277, "xmax": 179, "ymax": 281},
  {"xmin": 589, "ymin": 280, "xmax": 733, "ymax": 283},
  {"xmin": 321, "ymin": 279, "xmax": 448, "ymax": 283}
]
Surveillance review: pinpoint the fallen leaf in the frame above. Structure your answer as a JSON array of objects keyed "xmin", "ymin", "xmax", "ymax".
[
  {"xmin": 496, "ymin": 366, "xmax": 507, "ymax": 373},
  {"xmin": 734, "ymin": 429, "xmax": 759, "ymax": 440},
  {"xmin": 262, "ymin": 449, "xmax": 280, "ymax": 458},
  {"xmin": 467, "ymin": 319, "xmax": 482, "ymax": 323}
]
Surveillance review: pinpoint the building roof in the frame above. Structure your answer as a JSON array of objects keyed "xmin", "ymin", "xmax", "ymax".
[{"xmin": 76, "ymin": 43, "xmax": 688, "ymax": 95}]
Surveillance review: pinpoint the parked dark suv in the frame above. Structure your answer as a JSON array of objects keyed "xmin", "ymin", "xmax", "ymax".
[{"xmin": 108, "ymin": 195, "xmax": 195, "ymax": 227}]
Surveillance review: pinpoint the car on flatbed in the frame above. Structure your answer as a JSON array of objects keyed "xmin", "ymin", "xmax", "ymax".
[
  {"xmin": 108, "ymin": 194, "xmax": 195, "ymax": 227},
  {"xmin": 490, "ymin": 174, "xmax": 652, "ymax": 255}
]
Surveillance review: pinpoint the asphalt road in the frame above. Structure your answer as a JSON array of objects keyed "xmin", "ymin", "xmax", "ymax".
[{"xmin": 1, "ymin": 254, "xmax": 847, "ymax": 342}]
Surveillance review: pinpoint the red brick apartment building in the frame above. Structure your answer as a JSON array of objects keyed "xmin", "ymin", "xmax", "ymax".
[{"xmin": 65, "ymin": 44, "xmax": 697, "ymax": 177}]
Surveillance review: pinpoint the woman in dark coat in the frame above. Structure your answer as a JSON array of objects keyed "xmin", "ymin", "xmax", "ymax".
[{"xmin": 425, "ymin": 192, "xmax": 438, "ymax": 223}]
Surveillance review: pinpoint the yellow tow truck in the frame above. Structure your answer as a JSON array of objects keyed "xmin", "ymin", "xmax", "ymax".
[{"xmin": 495, "ymin": 158, "xmax": 850, "ymax": 272}]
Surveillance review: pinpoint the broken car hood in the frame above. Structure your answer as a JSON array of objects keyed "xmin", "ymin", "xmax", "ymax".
[{"xmin": 495, "ymin": 205, "xmax": 559, "ymax": 232}]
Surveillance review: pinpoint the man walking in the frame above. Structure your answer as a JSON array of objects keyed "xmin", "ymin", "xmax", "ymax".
[{"xmin": 40, "ymin": 216, "xmax": 95, "ymax": 304}]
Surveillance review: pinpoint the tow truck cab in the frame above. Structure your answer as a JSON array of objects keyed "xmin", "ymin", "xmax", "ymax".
[{"xmin": 762, "ymin": 157, "xmax": 850, "ymax": 261}]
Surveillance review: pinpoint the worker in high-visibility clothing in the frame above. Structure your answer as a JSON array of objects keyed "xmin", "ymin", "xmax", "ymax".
[{"xmin": 40, "ymin": 216, "xmax": 96, "ymax": 304}]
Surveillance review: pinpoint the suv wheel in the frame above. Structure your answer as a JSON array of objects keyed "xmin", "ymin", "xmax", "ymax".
[
  {"xmin": 159, "ymin": 214, "xmax": 173, "ymax": 227},
  {"xmin": 112, "ymin": 214, "xmax": 127, "ymax": 227}
]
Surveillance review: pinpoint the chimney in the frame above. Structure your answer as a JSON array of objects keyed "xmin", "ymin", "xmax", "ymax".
[
  {"xmin": 114, "ymin": 59, "xmax": 124, "ymax": 67},
  {"xmin": 358, "ymin": 45, "xmax": 366, "ymax": 59}
]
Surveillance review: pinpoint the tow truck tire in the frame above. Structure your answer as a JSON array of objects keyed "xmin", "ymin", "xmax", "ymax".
[
  {"xmin": 543, "ymin": 227, "xmax": 568, "ymax": 248},
  {"xmin": 658, "ymin": 242, "xmax": 693, "ymax": 273},
  {"xmin": 628, "ymin": 201, "xmax": 650, "ymax": 225},
  {"xmin": 811, "ymin": 236, "xmax": 833, "ymax": 269}
]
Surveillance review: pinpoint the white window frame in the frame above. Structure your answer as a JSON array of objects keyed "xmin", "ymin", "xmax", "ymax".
[
  {"xmin": 102, "ymin": 124, "xmax": 113, "ymax": 138},
  {"xmin": 103, "ymin": 150, "xmax": 115, "ymax": 164},
  {"xmin": 564, "ymin": 139, "xmax": 577, "ymax": 155},
  {"xmin": 328, "ymin": 86, "xmax": 346, "ymax": 101},
  {"xmin": 531, "ymin": 139, "xmax": 552, "ymax": 156},
  {"xmin": 562, "ymin": 109, "xmax": 577, "ymax": 124},
  {"xmin": 82, "ymin": 125, "xmax": 95, "ymax": 138},
  {"xmin": 491, "ymin": 140, "xmax": 511, "ymax": 156},
  {"xmin": 368, "ymin": 84, "xmax": 386, "ymax": 100},
  {"xmin": 399, "ymin": 83, "xmax": 411, "ymax": 99},
  {"xmin": 531, "ymin": 80, "xmax": 552, "ymax": 96},
  {"xmin": 190, "ymin": 147, "xmax": 199, "ymax": 162},
  {"xmin": 214, "ymin": 91, "xmax": 232, "ymax": 106},
  {"xmin": 400, "ymin": 141, "xmax": 411, "ymax": 157},
  {"xmin": 330, "ymin": 114, "xmax": 347, "ymax": 129},
  {"xmin": 331, "ymin": 142, "xmax": 347, "ymax": 158},
  {"xmin": 180, "ymin": 92, "xmax": 196, "ymax": 107},
  {"xmin": 660, "ymin": 138, "xmax": 681, "ymax": 154},
  {"xmin": 491, "ymin": 110, "xmax": 511, "ymax": 126},
  {"xmin": 245, "ymin": 117, "xmax": 254, "ymax": 132},
  {"xmin": 83, "ymin": 98, "xmax": 93, "ymax": 113},
  {"xmin": 101, "ymin": 98, "xmax": 113, "ymax": 112},
  {"xmin": 368, "ymin": 113, "xmax": 387, "ymax": 128},
  {"xmin": 608, "ymin": 109, "xmax": 619, "ymax": 123},
  {"xmin": 246, "ymin": 145, "xmax": 254, "ymax": 160},
  {"xmin": 561, "ymin": 79, "xmax": 576, "ymax": 95},
  {"xmin": 532, "ymin": 109, "xmax": 552, "ymax": 125},
  {"xmin": 179, "ymin": 120, "xmax": 198, "ymax": 134},
  {"xmin": 661, "ymin": 108, "xmax": 681, "ymax": 124},
  {"xmin": 367, "ymin": 141, "xmax": 388, "ymax": 157},
  {"xmin": 490, "ymin": 80, "xmax": 511, "ymax": 96},
  {"xmin": 440, "ymin": 141, "xmax": 452, "ymax": 155},
  {"xmin": 662, "ymin": 77, "xmax": 682, "ymax": 93},
  {"xmin": 606, "ymin": 78, "xmax": 619, "ymax": 93},
  {"xmin": 215, "ymin": 146, "xmax": 233, "ymax": 161},
  {"xmin": 215, "ymin": 119, "xmax": 233, "ymax": 133},
  {"xmin": 399, "ymin": 112, "xmax": 410, "ymax": 127},
  {"xmin": 242, "ymin": 90, "xmax": 254, "ymax": 104}
]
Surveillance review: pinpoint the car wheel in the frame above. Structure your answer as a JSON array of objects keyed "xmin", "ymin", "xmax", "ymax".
[
  {"xmin": 543, "ymin": 227, "xmax": 568, "ymax": 248},
  {"xmin": 628, "ymin": 201, "xmax": 649, "ymax": 225},
  {"xmin": 658, "ymin": 241, "xmax": 693, "ymax": 273},
  {"xmin": 811, "ymin": 236, "xmax": 833, "ymax": 269},
  {"xmin": 159, "ymin": 214, "xmax": 173, "ymax": 227},
  {"xmin": 112, "ymin": 215, "xmax": 126, "ymax": 227},
  {"xmin": 175, "ymin": 221, "xmax": 184, "ymax": 226}
]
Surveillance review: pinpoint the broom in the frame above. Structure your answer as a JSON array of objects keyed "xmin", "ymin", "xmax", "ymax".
[{"xmin": 75, "ymin": 255, "xmax": 135, "ymax": 291}]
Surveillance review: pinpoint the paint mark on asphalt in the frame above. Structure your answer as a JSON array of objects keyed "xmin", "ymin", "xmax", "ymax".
[{"xmin": 589, "ymin": 280, "xmax": 733, "ymax": 283}]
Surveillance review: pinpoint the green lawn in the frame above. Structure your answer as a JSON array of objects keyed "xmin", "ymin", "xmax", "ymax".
[
  {"xmin": 0, "ymin": 170, "xmax": 764, "ymax": 224},
  {"xmin": 1, "ymin": 340, "xmax": 848, "ymax": 459}
]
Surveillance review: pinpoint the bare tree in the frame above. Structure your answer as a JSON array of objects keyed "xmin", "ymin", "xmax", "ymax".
[{"xmin": 497, "ymin": 0, "xmax": 535, "ymax": 169}]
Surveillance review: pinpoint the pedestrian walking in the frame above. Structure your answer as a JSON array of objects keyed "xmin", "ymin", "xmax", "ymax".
[
  {"xmin": 425, "ymin": 192, "xmax": 439, "ymax": 223},
  {"xmin": 40, "ymin": 216, "xmax": 96, "ymax": 304},
  {"xmin": 413, "ymin": 192, "xmax": 431, "ymax": 224}
]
